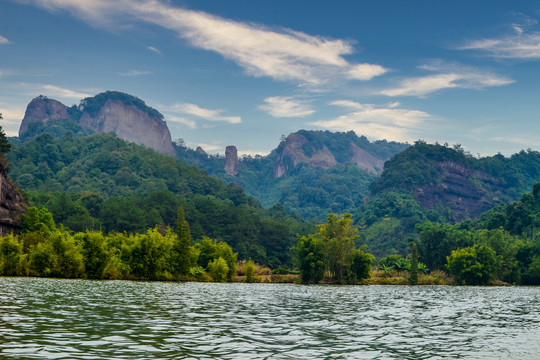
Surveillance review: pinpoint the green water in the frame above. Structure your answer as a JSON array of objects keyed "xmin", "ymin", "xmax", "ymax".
[{"xmin": 0, "ymin": 278, "xmax": 539, "ymax": 359}]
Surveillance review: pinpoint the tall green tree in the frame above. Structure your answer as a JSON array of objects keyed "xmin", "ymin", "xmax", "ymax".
[
  {"xmin": 317, "ymin": 213, "xmax": 357, "ymax": 283},
  {"xmin": 409, "ymin": 243, "xmax": 419, "ymax": 285},
  {"xmin": 174, "ymin": 205, "xmax": 192, "ymax": 276},
  {"xmin": 294, "ymin": 235, "xmax": 325, "ymax": 284}
]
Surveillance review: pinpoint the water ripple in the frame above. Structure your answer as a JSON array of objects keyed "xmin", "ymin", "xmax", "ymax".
[{"xmin": 0, "ymin": 278, "xmax": 539, "ymax": 359}]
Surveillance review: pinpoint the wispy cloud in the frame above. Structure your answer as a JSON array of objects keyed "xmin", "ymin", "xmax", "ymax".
[
  {"xmin": 0, "ymin": 35, "xmax": 11, "ymax": 45},
  {"xmin": 118, "ymin": 69, "xmax": 152, "ymax": 76},
  {"xmin": 379, "ymin": 63, "xmax": 512, "ymax": 97},
  {"xmin": 459, "ymin": 17, "xmax": 540, "ymax": 59},
  {"xmin": 258, "ymin": 96, "xmax": 315, "ymax": 118},
  {"xmin": 38, "ymin": 84, "xmax": 92, "ymax": 99},
  {"xmin": 170, "ymin": 103, "xmax": 241, "ymax": 124},
  {"xmin": 24, "ymin": 0, "xmax": 388, "ymax": 86},
  {"xmin": 166, "ymin": 115, "xmax": 197, "ymax": 129},
  {"xmin": 147, "ymin": 46, "xmax": 161, "ymax": 54},
  {"xmin": 311, "ymin": 101, "xmax": 431, "ymax": 142}
]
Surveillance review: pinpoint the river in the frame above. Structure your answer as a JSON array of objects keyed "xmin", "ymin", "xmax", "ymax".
[{"xmin": 0, "ymin": 278, "xmax": 539, "ymax": 359}]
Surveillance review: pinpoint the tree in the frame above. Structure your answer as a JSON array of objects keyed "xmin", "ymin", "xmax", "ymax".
[
  {"xmin": 174, "ymin": 205, "xmax": 192, "ymax": 276},
  {"xmin": 0, "ymin": 114, "xmax": 11, "ymax": 154},
  {"xmin": 294, "ymin": 235, "xmax": 325, "ymax": 284},
  {"xmin": 348, "ymin": 247, "xmax": 374, "ymax": 282},
  {"xmin": 318, "ymin": 213, "xmax": 357, "ymax": 283},
  {"xmin": 208, "ymin": 257, "xmax": 229, "ymax": 282},
  {"xmin": 446, "ymin": 244, "xmax": 497, "ymax": 285},
  {"xmin": 245, "ymin": 260, "xmax": 256, "ymax": 283},
  {"xmin": 409, "ymin": 243, "xmax": 419, "ymax": 285}
]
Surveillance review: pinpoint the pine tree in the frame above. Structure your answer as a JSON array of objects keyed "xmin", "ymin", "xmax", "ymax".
[
  {"xmin": 174, "ymin": 205, "xmax": 192, "ymax": 276},
  {"xmin": 410, "ymin": 243, "xmax": 419, "ymax": 285}
]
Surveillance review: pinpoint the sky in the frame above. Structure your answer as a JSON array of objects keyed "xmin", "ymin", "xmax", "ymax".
[{"xmin": 1, "ymin": 0, "xmax": 540, "ymax": 156}]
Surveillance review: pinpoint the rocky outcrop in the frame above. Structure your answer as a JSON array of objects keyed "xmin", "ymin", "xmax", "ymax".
[
  {"xmin": 350, "ymin": 144, "xmax": 385, "ymax": 174},
  {"xmin": 225, "ymin": 146, "xmax": 238, "ymax": 176},
  {"xmin": 19, "ymin": 96, "xmax": 69, "ymax": 136},
  {"xmin": 195, "ymin": 146, "xmax": 207, "ymax": 156},
  {"xmin": 18, "ymin": 92, "xmax": 176, "ymax": 156},
  {"xmin": 273, "ymin": 132, "xmax": 388, "ymax": 177},
  {"xmin": 415, "ymin": 161, "xmax": 505, "ymax": 222},
  {"xmin": 0, "ymin": 160, "xmax": 26, "ymax": 235},
  {"xmin": 79, "ymin": 99, "xmax": 175, "ymax": 155}
]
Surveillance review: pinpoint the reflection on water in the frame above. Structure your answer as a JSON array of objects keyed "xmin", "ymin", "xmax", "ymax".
[{"xmin": 0, "ymin": 278, "xmax": 539, "ymax": 359}]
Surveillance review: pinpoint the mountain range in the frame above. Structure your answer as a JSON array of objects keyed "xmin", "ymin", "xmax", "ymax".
[{"xmin": 10, "ymin": 90, "xmax": 540, "ymax": 258}]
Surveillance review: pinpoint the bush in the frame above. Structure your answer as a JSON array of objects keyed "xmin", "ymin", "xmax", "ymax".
[{"xmin": 209, "ymin": 257, "xmax": 229, "ymax": 282}]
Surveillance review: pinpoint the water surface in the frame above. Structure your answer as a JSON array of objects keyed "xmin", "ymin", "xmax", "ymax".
[{"xmin": 1, "ymin": 278, "xmax": 539, "ymax": 359}]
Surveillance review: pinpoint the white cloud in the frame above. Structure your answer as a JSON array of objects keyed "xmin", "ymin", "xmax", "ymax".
[
  {"xmin": 0, "ymin": 106, "xmax": 26, "ymax": 136},
  {"xmin": 38, "ymin": 84, "xmax": 92, "ymax": 99},
  {"xmin": 170, "ymin": 103, "xmax": 241, "ymax": 124},
  {"xmin": 311, "ymin": 101, "xmax": 431, "ymax": 142},
  {"xmin": 147, "ymin": 46, "xmax": 161, "ymax": 54},
  {"xmin": 379, "ymin": 63, "xmax": 513, "ymax": 97},
  {"xmin": 460, "ymin": 32, "xmax": 540, "ymax": 59},
  {"xmin": 166, "ymin": 115, "xmax": 197, "ymax": 129},
  {"xmin": 258, "ymin": 96, "xmax": 315, "ymax": 118},
  {"xmin": 118, "ymin": 69, "xmax": 152, "ymax": 76},
  {"xmin": 25, "ymin": 0, "xmax": 388, "ymax": 85},
  {"xmin": 0, "ymin": 35, "xmax": 11, "ymax": 45}
]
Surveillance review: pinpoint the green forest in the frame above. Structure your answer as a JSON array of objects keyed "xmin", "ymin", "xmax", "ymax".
[{"xmin": 1, "ymin": 118, "xmax": 540, "ymax": 285}]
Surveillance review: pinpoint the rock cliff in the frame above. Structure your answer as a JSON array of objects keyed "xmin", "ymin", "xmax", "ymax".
[
  {"xmin": 416, "ymin": 161, "xmax": 505, "ymax": 222},
  {"xmin": 0, "ymin": 159, "xmax": 26, "ymax": 235},
  {"xmin": 19, "ymin": 96, "xmax": 69, "ymax": 136},
  {"xmin": 79, "ymin": 98, "xmax": 175, "ymax": 155},
  {"xmin": 225, "ymin": 146, "xmax": 238, "ymax": 176},
  {"xmin": 273, "ymin": 132, "xmax": 389, "ymax": 178},
  {"xmin": 19, "ymin": 92, "xmax": 175, "ymax": 156}
]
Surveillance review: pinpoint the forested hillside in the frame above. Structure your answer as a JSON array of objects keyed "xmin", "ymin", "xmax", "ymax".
[
  {"xmin": 6, "ymin": 132, "xmax": 312, "ymax": 267},
  {"xmin": 176, "ymin": 130, "xmax": 409, "ymax": 220},
  {"xmin": 357, "ymin": 141, "xmax": 540, "ymax": 256}
]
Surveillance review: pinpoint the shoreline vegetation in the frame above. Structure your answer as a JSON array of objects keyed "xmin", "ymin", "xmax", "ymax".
[{"xmin": 0, "ymin": 206, "xmax": 527, "ymax": 286}]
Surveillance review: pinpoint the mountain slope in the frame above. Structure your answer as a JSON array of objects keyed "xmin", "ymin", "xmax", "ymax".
[
  {"xmin": 357, "ymin": 141, "xmax": 540, "ymax": 256},
  {"xmin": 6, "ymin": 132, "xmax": 311, "ymax": 267},
  {"xmin": 176, "ymin": 130, "xmax": 409, "ymax": 219}
]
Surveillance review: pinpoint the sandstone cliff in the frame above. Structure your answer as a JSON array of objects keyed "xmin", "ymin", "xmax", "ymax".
[
  {"xmin": 225, "ymin": 145, "xmax": 238, "ymax": 176},
  {"xmin": 19, "ymin": 96, "xmax": 69, "ymax": 136},
  {"xmin": 415, "ymin": 161, "xmax": 505, "ymax": 222},
  {"xmin": 273, "ymin": 132, "xmax": 389, "ymax": 178},
  {"xmin": 79, "ymin": 99, "xmax": 175, "ymax": 155},
  {"xmin": 19, "ymin": 92, "xmax": 175, "ymax": 156},
  {"xmin": 0, "ymin": 159, "xmax": 26, "ymax": 235}
]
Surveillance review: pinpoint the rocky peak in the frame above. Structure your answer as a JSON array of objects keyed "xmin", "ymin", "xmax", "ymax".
[
  {"xmin": 79, "ymin": 98, "xmax": 175, "ymax": 155},
  {"xmin": 195, "ymin": 146, "xmax": 207, "ymax": 156},
  {"xmin": 18, "ymin": 92, "xmax": 176, "ymax": 156},
  {"xmin": 19, "ymin": 96, "xmax": 69, "ymax": 136},
  {"xmin": 0, "ymin": 159, "xmax": 26, "ymax": 235},
  {"xmin": 225, "ymin": 145, "xmax": 238, "ymax": 176}
]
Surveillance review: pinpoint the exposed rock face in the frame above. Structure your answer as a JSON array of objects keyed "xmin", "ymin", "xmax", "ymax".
[
  {"xmin": 19, "ymin": 92, "xmax": 176, "ymax": 156},
  {"xmin": 79, "ymin": 99, "xmax": 175, "ymax": 155},
  {"xmin": 350, "ymin": 144, "xmax": 386, "ymax": 174},
  {"xmin": 273, "ymin": 132, "xmax": 387, "ymax": 178},
  {"xmin": 0, "ymin": 160, "xmax": 26, "ymax": 235},
  {"xmin": 225, "ymin": 146, "xmax": 238, "ymax": 176},
  {"xmin": 19, "ymin": 97, "xmax": 69, "ymax": 136},
  {"xmin": 416, "ymin": 161, "xmax": 505, "ymax": 222}
]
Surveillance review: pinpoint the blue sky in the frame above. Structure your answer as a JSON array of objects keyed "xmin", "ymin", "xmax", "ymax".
[{"xmin": 1, "ymin": 0, "xmax": 540, "ymax": 156}]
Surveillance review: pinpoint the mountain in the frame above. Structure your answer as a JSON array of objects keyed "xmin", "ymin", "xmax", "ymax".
[
  {"xmin": 19, "ymin": 92, "xmax": 175, "ymax": 155},
  {"xmin": 0, "ymin": 157, "xmax": 27, "ymax": 235},
  {"xmin": 357, "ymin": 141, "xmax": 540, "ymax": 256},
  {"xmin": 175, "ymin": 130, "xmax": 409, "ymax": 220}
]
